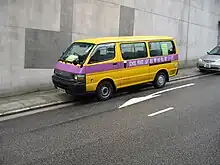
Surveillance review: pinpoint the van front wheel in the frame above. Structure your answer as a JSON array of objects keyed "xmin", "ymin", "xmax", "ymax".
[
  {"xmin": 96, "ymin": 81, "xmax": 114, "ymax": 101},
  {"xmin": 153, "ymin": 72, "xmax": 167, "ymax": 88}
]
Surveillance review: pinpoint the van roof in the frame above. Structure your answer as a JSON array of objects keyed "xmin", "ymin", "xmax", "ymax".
[{"xmin": 75, "ymin": 36, "xmax": 174, "ymax": 44}]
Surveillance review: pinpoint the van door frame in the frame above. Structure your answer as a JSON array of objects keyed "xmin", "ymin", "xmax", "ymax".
[
  {"xmin": 117, "ymin": 41, "xmax": 150, "ymax": 88},
  {"xmin": 146, "ymin": 39, "xmax": 178, "ymax": 81},
  {"xmin": 83, "ymin": 42, "xmax": 122, "ymax": 92}
]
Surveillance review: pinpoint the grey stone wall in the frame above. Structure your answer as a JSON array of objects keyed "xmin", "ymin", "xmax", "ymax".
[{"xmin": 0, "ymin": 0, "xmax": 220, "ymax": 96}]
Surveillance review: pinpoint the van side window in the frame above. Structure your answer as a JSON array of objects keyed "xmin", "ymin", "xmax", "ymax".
[
  {"xmin": 161, "ymin": 41, "xmax": 176, "ymax": 55},
  {"xmin": 149, "ymin": 42, "xmax": 162, "ymax": 57},
  {"xmin": 120, "ymin": 42, "xmax": 147, "ymax": 60},
  {"xmin": 120, "ymin": 44, "xmax": 135, "ymax": 60},
  {"xmin": 134, "ymin": 43, "xmax": 147, "ymax": 58},
  {"xmin": 89, "ymin": 43, "xmax": 115, "ymax": 63},
  {"xmin": 149, "ymin": 41, "xmax": 176, "ymax": 57}
]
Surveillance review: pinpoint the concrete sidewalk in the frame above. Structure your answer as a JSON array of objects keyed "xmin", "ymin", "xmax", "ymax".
[{"xmin": 0, "ymin": 67, "xmax": 204, "ymax": 116}]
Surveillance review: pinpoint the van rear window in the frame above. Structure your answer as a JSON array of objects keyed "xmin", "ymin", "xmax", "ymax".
[{"xmin": 149, "ymin": 41, "xmax": 176, "ymax": 57}]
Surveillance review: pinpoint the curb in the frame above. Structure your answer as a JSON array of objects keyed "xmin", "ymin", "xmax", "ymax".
[
  {"xmin": 0, "ymin": 100, "xmax": 72, "ymax": 117},
  {"xmin": 170, "ymin": 74, "xmax": 202, "ymax": 82},
  {"xmin": 0, "ymin": 72, "xmax": 210, "ymax": 117}
]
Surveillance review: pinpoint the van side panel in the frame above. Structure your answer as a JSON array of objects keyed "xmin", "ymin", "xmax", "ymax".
[
  {"xmin": 85, "ymin": 64, "xmax": 123, "ymax": 92},
  {"xmin": 85, "ymin": 44, "xmax": 122, "ymax": 92},
  {"xmin": 116, "ymin": 42, "xmax": 151, "ymax": 88},
  {"xmin": 146, "ymin": 40, "xmax": 179, "ymax": 81},
  {"xmin": 148, "ymin": 55, "xmax": 179, "ymax": 81},
  {"xmin": 84, "ymin": 38, "xmax": 179, "ymax": 93},
  {"xmin": 84, "ymin": 54, "xmax": 178, "ymax": 91}
]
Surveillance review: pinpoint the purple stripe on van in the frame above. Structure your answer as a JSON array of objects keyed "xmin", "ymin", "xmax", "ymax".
[
  {"xmin": 55, "ymin": 62, "xmax": 85, "ymax": 74},
  {"xmin": 55, "ymin": 54, "xmax": 178, "ymax": 74},
  {"xmin": 85, "ymin": 62, "xmax": 124, "ymax": 74}
]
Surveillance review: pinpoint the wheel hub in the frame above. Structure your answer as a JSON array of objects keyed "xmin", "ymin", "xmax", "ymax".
[
  {"xmin": 158, "ymin": 75, "xmax": 165, "ymax": 85},
  {"xmin": 101, "ymin": 86, "xmax": 110, "ymax": 97}
]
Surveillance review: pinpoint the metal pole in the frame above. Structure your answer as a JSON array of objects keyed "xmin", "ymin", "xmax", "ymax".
[{"xmin": 185, "ymin": 0, "xmax": 191, "ymax": 66}]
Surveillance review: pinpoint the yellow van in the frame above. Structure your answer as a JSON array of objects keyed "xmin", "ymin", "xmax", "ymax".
[{"xmin": 52, "ymin": 36, "xmax": 179, "ymax": 101}]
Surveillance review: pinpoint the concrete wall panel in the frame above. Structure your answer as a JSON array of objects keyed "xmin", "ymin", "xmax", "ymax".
[
  {"xmin": 0, "ymin": 0, "xmax": 8, "ymax": 26},
  {"xmin": 191, "ymin": 0, "xmax": 220, "ymax": 14},
  {"xmin": 72, "ymin": 32, "xmax": 98, "ymax": 42},
  {"xmin": 0, "ymin": 26, "xmax": 12, "ymax": 92},
  {"xmin": 134, "ymin": 10, "xmax": 188, "ymax": 61},
  {"xmin": 7, "ymin": 0, "xmax": 61, "ymax": 31},
  {"xmin": 133, "ymin": 10, "xmax": 155, "ymax": 36},
  {"xmin": 135, "ymin": 0, "xmax": 189, "ymax": 22},
  {"xmin": 72, "ymin": 0, "xmax": 120, "ymax": 36},
  {"xmin": 189, "ymin": 7, "xmax": 217, "ymax": 30},
  {"xmin": 0, "ymin": 0, "xmax": 219, "ymax": 96},
  {"xmin": 24, "ymin": 29, "xmax": 72, "ymax": 69},
  {"xmin": 60, "ymin": 0, "xmax": 73, "ymax": 32},
  {"xmin": 134, "ymin": 0, "xmax": 155, "ymax": 12},
  {"xmin": 119, "ymin": 5, "xmax": 135, "ymax": 36},
  {"xmin": 190, "ymin": 0, "xmax": 204, "ymax": 9},
  {"xmin": 0, "ymin": 25, "xmax": 53, "ymax": 95},
  {"xmin": 187, "ymin": 24, "xmax": 218, "ymax": 60},
  {"xmin": 0, "ymin": 26, "xmax": 53, "ymax": 96},
  {"xmin": 101, "ymin": 0, "xmax": 135, "ymax": 8}
]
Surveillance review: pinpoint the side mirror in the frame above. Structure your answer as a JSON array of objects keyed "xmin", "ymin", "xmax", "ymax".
[{"xmin": 207, "ymin": 51, "xmax": 210, "ymax": 55}]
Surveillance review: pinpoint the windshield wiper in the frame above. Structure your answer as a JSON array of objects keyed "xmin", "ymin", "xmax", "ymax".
[{"xmin": 73, "ymin": 52, "xmax": 80, "ymax": 56}]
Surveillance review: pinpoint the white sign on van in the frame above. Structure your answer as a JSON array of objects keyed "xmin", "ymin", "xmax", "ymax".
[{"xmin": 126, "ymin": 54, "xmax": 178, "ymax": 67}]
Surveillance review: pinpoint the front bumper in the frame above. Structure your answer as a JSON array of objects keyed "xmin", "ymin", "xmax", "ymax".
[
  {"xmin": 52, "ymin": 75, "xmax": 86, "ymax": 95},
  {"xmin": 197, "ymin": 62, "xmax": 220, "ymax": 71}
]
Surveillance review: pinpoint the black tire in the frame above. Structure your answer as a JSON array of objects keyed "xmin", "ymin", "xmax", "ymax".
[
  {"xmin": 153, "ymin": 72, "xmax": 167, "ymax": 88},
  {"xmin": 96, "ymin": 81, "xmax": 114, "ymax": 101}
]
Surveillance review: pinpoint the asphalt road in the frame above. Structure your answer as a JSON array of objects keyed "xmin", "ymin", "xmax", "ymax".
[{"xmin": 1, "ymin": 75, "xmax": 220, "ymax": 165}]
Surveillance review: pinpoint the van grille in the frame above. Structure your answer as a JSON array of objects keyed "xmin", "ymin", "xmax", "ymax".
[{"xmin": 54, "ymin": 69, "xmax": 74, "ymax": 79}]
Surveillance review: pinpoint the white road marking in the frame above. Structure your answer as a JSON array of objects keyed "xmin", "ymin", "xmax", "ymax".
[
  {"xmin": 118, "ymin": 83, "xmax": 195, "ymax": 109},
  {"xmin": 148, "ymin": 107, "xmax": 174, "ymax": 117},
  {"xmin": 118, "ymin": 94, "xmax": 161, "ymax": 109},
  {"xmin": 0, "ymin": 81, "xmax": 196, "ymax": 121},
  {"xmin": 152, "ymin": 83, "xmax": 195, "ymax": 96}
]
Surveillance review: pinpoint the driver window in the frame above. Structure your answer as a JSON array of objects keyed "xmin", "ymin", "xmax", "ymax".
[{"xmin": 89, "ymin": 43, "xmax": 115, "ymax": 64}]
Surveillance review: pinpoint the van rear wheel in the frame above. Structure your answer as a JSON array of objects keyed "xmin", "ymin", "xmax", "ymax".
[
  {"xmin": 153, "ymin": 72, "xmax": 167, "ymax": 88},
  {"xmin": 96, "ymin": 81, "xmax": 114, "ymax": 101}
]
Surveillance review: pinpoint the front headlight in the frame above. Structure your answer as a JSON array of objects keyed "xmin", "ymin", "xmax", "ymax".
[
  {"xmin": 74, "ymin": 74, "xmax": 85, "ymax": 81},
  {"xmin": 198, "ymin": 58, "xmax": 203, "ymax": 62}
]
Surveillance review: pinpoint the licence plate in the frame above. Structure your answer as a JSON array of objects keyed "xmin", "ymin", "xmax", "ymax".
[
  {"xmin": 204, "ymin": 63, "xmax": 211, "ymax": 68},
  {"xmin": 57, "ymin": 87, "xmax": 65, "ymax": 93}
]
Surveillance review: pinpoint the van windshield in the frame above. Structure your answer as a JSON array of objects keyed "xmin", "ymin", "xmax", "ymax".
[{"xmin": 59, "ymin": 42, "xmax": 95, "ymax": 65}]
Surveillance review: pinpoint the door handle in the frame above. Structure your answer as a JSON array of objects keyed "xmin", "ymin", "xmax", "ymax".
[{"xmin": 113, "ymin": 63, "xmax": 117, "ymax": 65}]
